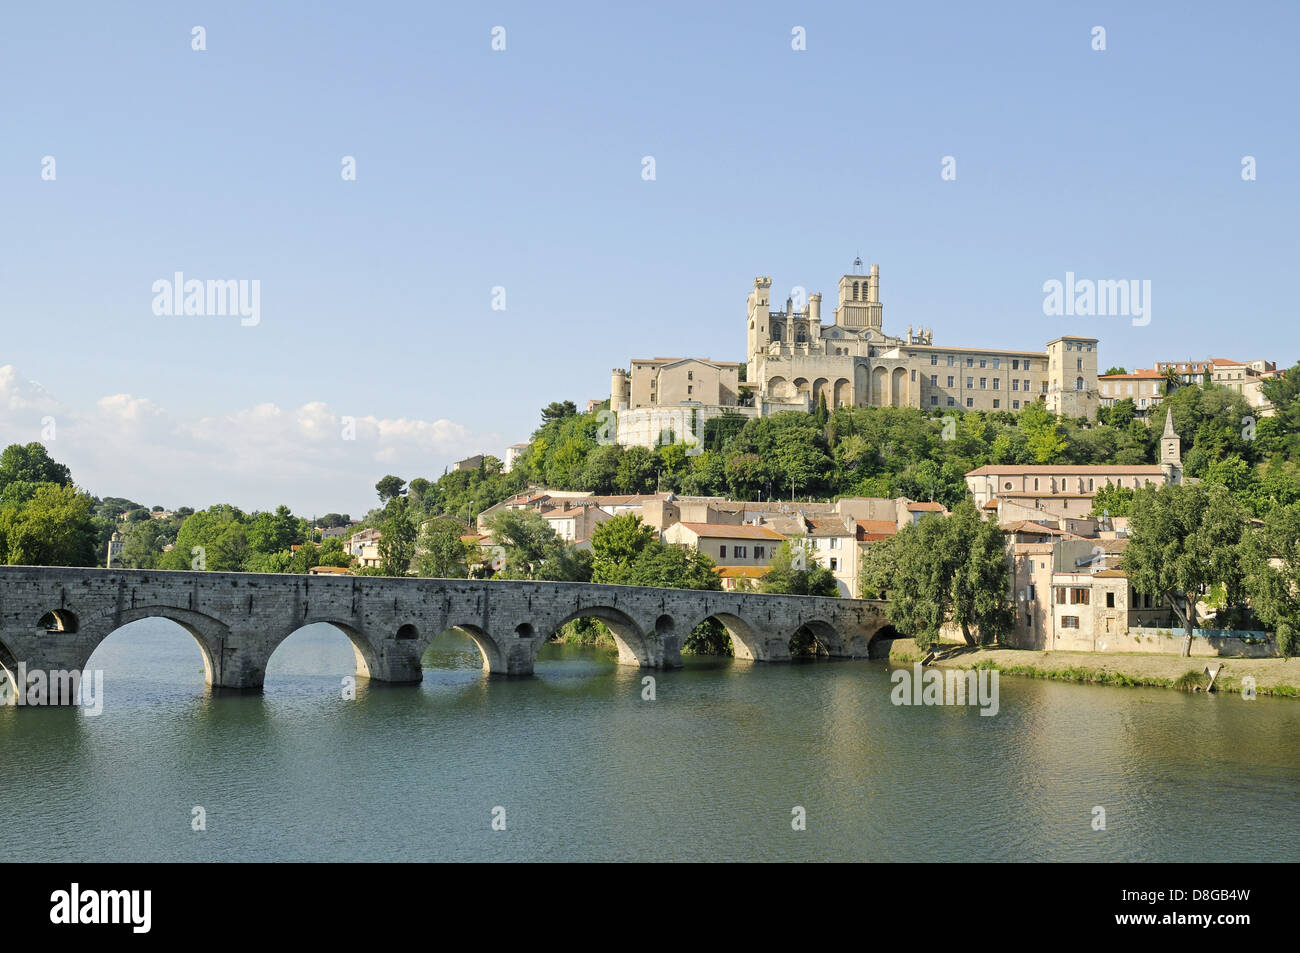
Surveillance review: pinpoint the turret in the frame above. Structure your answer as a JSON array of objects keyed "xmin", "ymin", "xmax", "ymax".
[{"xmin": 610, "ymin": 368, "xmax": 629, "ymax": 411}]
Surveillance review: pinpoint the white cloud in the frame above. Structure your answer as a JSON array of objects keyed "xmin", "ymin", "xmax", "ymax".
[{"xmin": 0, "ymin": 364, "xmax": 501, "ymax": 515}]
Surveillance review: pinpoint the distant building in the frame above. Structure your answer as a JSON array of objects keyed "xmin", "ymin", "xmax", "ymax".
[
  {"xmin": 105, "ymin": 532, "xmax": 124, "ymax": 568},
  {"xmin": 503, "ymin": 443, "xmax": 530, "ymax": 473},
  {"xmin": 1098, "ymin": 369, "xmax": 1166, "ymax": 415},
  {"xmin": 967, "ymin": 412, "xmax": 1182, "ymax": 522},
  {"xmin": 453, "ymin": 454, "xmax": 485, "ymax": 472}
]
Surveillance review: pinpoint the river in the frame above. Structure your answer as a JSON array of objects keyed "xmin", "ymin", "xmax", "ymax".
[{"xmin": 2, "ymin": 619, "xmax": 1296, "ymax": 862}]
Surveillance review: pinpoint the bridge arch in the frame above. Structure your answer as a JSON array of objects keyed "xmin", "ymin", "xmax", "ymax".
[
  {"xmin": 427, "ymin": 622, "xmax": 506, "ymax": 675},
  {"xmin": 38, "ymin": 609, "xmax": 79, "ymax": 633},
  {"xmin": 789, "ymin": 618, "xmax": 847, "ymax": 659},
  {"xmin": 266, "ymin": 620, "xmax": 382, "ymax": 684},
  {"xmin": 89, "ymin": 605, "xmax": 229, "ymax": 687},
  {"xmin": 676, "ymin": 610, "xmax": 766, "ymax": 661},
  {"xmin": 548, "ymin": 606, "xmax": 653, "ymax": 668}
]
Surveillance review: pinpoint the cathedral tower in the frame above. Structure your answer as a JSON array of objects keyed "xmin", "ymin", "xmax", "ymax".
[{"xmin": 833, "ymin": 260, "xmax": 882, "ymax": 330}]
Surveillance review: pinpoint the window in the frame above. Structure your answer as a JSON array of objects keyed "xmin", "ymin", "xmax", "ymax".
[
  {"xmin": 947, "ymin": 397, "xmax": 955, "ymax": 406},
  {"xmin": 1106, "ymin": 592, "xmax": 1115, "ymax": 608},
  {"xmin": 830, "ymin": 558, "xmax": 838, "ymax": 571},
  {"xmin": 947, "ymin": 355, "xmax": 955, "ymax": 366},
  {"xmin": 1012, "ymin": 379, "xmax": 1020, "ymax": 391},
  {"xmin": 719, "ymin": 545, "xmax": 727, "ymax": 558},
  {"xmin": 687, "ymin": 370, "xmax": 693, "ymax": 380},
  {"xmin": 1024, "ymin": 380, "xmax": 1030, "ymax": 391},
  {"xmin": 993, "ymin": 378, "xmax": 999, "ymax": 389},
  {"xmin": 910, "ymin": 369, "xmax": 916, "ymax": 381},
  {"xmin": 930, "ymin": 374, "xmax": 937, "ymax": 385},
  {"xmin": 754, "ymin": 546, "xmax": 765, "ymax": 559},
  {"xmin": 993, "ymin": 399, "xmax": 1000, "ymax": 408},
  {"xmin": 1013, "ymin": 400, "xmax": 1020, "ymax": 409},
  {"xmin": 1077, "ymin": 358, "xmax": 1083, "ymax": 371},
  {"xmin": 1070, "ymin": 588, "xmax": 1090, "ymax": 605},
  {"xmin": 687, "ymin": 385, "xmax": 692, "ymax": 394},
  {"xmin": 947, "ymin": 376, "xmax": 954, "ymax": 387},
  {"xmin": 930, "ymin": 395, "xmax": 938, "ymax": 405},
  {"xmin": 980, "ymin": 378, "xmax": 986, "ymax": 389},
  {"xmin": 993, "ymin": 358, "xmax": 1000, "ymax": 369},
  {"xmin": 980, "ymin": 358, "xmax": 987, "ymax": 368},
  {"xmin": 1054, "ymin": 587, "xmax": 1067, "ymax": 604},
  {"xmin": 1088, "ymin": 478, "xmax": 1094, "ymax": 491},
  {"xmin": 1062, "ymin": 616, "xmax": 1080, "ymax": 628},
  {"xmin": 967, "ymin": 357, "xmax": 974, "ymax": 367},
  {"xmin": 931, "ymin": 354, "xmax": 938, "ymax": 365},
  {"xmin": 967, "ymin": 377, "xmax": 974, "ymax": 388},
  {"xmin": 1076, "ymin": 377, "xmax": 1084, "ymax": 391},
  {"xmin": 1013, "ymin": 359, "xmax": 1020, "ymax": 370},
  {"xmin": 966, "ymin": 398, "xmax": 973, "ymax": 407},
  {"xmin": 734, "ymin": 546, "xmax": 747, "ymax": 558},
  {"xmin": 1034, "ymin": 478, "xmax": 1039, "ymax": 490},
  {"xmin": 1027, "ymin": 584, "xmax": 1036, "ymax": 601}
]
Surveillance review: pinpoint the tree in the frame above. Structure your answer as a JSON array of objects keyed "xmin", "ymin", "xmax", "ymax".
[
  {"xmin": 0, "ymin": 442, "xmax": 72, "ymax": 492},
  {"xmin": 590, "ymin": 513, "xmax": 657, "ymax": 584},
  {"xmin": 484, "ymin": 509, "xmax": 567, "ymax": 579},
  {"xmin": 416, "ymin": 517, "xmax": 470, "ymax": 578},
  {"xmin": 1121, "ymin": 482, "xmax": 1247, "ymax": 657},
  {"xmin": 0, "ymin": 484, "xmax": 97, "ymax": 566},
  {"xmin": 375, "ymin": 475, "xmax": 406, "ymax": 504},
  {"xmin": 760, "ymin": 539, "xmax": 839, "ymax": 596},
  {"xmin": 541, "ymin": 400, "xmax": 577, "ymax": 424},
  {"xmin": 626, "ymin": 546, "xmax": 720, "ymax": 590},
  {"xmin": 1104, "ymin": 366, "xmax": 1128, "ymax": 376},
  {"xmin": 1090, "ymin": 483, "xmax": 1136, "ymax": 518},
  {"xmin": 1241, "ymin": 502, "xmax": 1300, "ymax": 656},
  {"xmin": 864, "ymin": 502, "xmax": 1013, "ymax": 649},
  {"xmin": 377, "ymin": 497, "xmax": 418, "ymax": 576}
]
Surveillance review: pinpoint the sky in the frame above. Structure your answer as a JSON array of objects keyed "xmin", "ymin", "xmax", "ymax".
[{"xmin": 1, "ymin": 1, "xmax": 1297, "ymax": 517}]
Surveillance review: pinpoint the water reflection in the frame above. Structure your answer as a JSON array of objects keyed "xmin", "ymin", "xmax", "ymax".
[{"xmin": 0, "ymin": 619, "xmax": 1296, "ymax": 862}]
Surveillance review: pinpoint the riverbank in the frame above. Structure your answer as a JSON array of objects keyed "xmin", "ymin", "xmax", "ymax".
[{"xmin": 886, "ymin": 639, "xmax": 1300, "ymax": 697}]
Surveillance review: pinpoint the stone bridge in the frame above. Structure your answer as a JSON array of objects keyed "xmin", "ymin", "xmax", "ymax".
[{"xmin": 0, "ymin": 567, "xmax": 895, "ymax": 699}]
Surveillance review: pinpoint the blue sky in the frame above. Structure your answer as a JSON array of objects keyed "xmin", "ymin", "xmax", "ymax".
[{"xmin": 2, "ymin": 1, "xmax": 1296, "ymax": 516}]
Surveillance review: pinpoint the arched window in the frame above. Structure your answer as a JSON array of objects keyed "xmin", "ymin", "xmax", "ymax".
[
  {"xmin": 796, "ymin": 326, "xmax": 807, "ymax": 344},
  {"xmin": 771, "ymin": 323, "xmax": 782, "ymax": 342},
  {"xmin": 1076, "ymin": 377, "xmax": 1084, "ymax": 391},
  {"xmin": 853, "ymin": 281, "xmax": 860, "ymax": 300}
]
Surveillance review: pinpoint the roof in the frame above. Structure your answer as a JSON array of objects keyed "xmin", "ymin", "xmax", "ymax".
[
  {"xmin": 1005, "ymin": 520, "xmax": 1070, "ymax": 535},
  {"xmin": 1099, "ymin": 369, "xmax": 1164, "ymax": 379},
  {"xmin": 308, "ymin": 566, "xmax": 350, "ymax": 574},
  {"xmin": 805, "ymin": 517, "xmax": 852, "ymax": 537},
  {"xmin": 967, "ymin": 464, "xmax": 1165, "ymax": 476},
  {"xmin": 906, "ymin": 502, "xmax": 946, "ymax": 511},
  {"xmin": 675, "ymin": 522, "xmax": 786, "ymax": 540},
  {"xmin": 714, "ymin": 566, "xmax": 771, "ymax": 579},
  {"xmin": 1093, "ymin": 569, "xmax": 1130, "ymax": 578}
]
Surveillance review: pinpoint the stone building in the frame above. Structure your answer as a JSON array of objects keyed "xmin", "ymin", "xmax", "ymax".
[{"xmin": 611, "ymin": 260, "xmax": 1102, "ymax": 448}]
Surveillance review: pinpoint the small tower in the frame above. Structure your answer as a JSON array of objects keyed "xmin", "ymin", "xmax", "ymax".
[
  {"xmin": 610, "ymin": 368, "xmax": 629, "ymax": 411},
  {"xmin": 1160, "ymin": 408, "xmax": 1182, "ymax": 484}
]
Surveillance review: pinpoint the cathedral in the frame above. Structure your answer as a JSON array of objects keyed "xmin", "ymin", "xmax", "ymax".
[{"xmin": 612, "ymin": 260, "xmax": 1102, "ymax": 448}]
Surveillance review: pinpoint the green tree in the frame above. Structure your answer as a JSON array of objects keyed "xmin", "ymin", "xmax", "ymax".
[
  {"xmin": 760, "ymin": 539, "xmax": 839, "ymax": 596},
  {"xmin": 375, "ymin": 475, "xmax": 406, "ymax": 504},
  {"xmin": 1241, "ymin": 502, "xmax": 1300, "ymax": 656},
  {"xmin": 416, "ymin": 516, "xmax": 470, "ymax": 578},
  {"xmin": 0, "ymin": 442, "xmax": 72, "ymax": 492},
  {"xmin": 865, "ymin": 502, "xmax": 1012, "ymax": 649},
  {"xmin": 377, "ymin": 497, "xmax": 418, "ymax": 576},
  {"xmin": 0, "ymin": 484, "xmax": 97, "ymax": 566},
  {"xmin": 1121, "ymin": 482, "xmax": 1247, "ymax": 656},
  {"xmin": 590, "ymin": 513, "xmax": 657, "ymax": 584}
]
